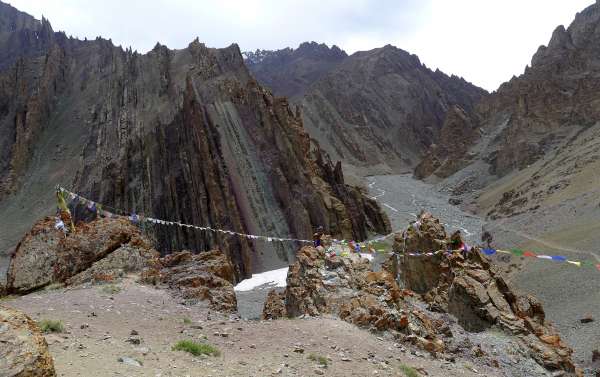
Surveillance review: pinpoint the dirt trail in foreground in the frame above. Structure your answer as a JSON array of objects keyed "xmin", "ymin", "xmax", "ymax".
[{"xmin": 4, "ymin": 277, "xmax": 488, "ymax": 377}]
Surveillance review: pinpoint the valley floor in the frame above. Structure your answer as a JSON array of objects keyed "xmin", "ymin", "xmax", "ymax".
[{"xmin": 3, "ymin": 277, "xmax": 487, "ymax": 377}]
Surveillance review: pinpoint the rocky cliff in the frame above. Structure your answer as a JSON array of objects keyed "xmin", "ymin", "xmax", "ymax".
[
  {"xmin": 0, "ymin": 2, "xmax": 390, "ymax": 278},
  {"xmin": 246, "ymin": 43, "xmax": 487, "ymax": 175},
  {"xmin": 415, "ymin": 1, "xmax": 600, "ymax": 238}
]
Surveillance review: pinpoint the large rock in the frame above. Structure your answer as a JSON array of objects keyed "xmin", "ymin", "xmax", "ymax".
[
  {"xmin": 392, "ymin": 212, "xmax": 578, "ymax": 374},
  {"xmin": 141, "ymin": 250, "xmax": 237, "ymax": 313},
  {"xmin": 6, "ymin": 216, "xmax": 157, "ymax": 294},
  {"xmin": 263, "ymin": 246, "xmax": 446, "ymax": 353},
  {"xmin": 0, "ymin": 305, "xmax": 56, "ymax": 377}
]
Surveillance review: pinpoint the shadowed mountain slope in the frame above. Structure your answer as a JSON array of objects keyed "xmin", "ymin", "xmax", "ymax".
[{"xmin": 245, "ymin": 43, "xmax": 487, "ymax": 175}]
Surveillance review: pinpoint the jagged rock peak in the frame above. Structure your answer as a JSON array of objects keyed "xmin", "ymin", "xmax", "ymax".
[{"xmin": 243, "ymin": 41, "xmax": 347, "ymax": 66}]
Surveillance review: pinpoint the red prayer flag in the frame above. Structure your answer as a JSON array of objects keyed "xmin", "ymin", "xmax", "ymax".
[{"xmin": 523, "ymin": 251, "xmax": 537, "ymax": 257}]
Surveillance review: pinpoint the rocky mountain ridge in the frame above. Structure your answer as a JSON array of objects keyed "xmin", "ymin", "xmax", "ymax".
[
  {"xmin": 416, "ymin": 1, "xmax": 600, "ymax": 227},
  {"xmin": 245, "ymin": 43, "xmax": 487, "ymax": 175},
  {"xmin": 0, "ymin": 2, "xmax": 390, "ymax": 278},
  {"xmin": 243, "ymin": 41, "xmax": 347, "ymax": 99}
]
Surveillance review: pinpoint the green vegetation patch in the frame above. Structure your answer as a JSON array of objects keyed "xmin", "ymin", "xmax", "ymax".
[
  {"xmin": 38, "ymin": 319, "xmax": 64, "ymax": 333},
  {"xmin": 399, "ymin": 364, "xmax": 420, "ymax": 377},
  {"xmin": 100, "ymin": 284, "xmax": 122, "ymax": 295},
  {"xmin": 172, "ymin": 340, "xmax": 221, "ymax": 357},
  {"xmin": 308, "ymin": 353, "xmax": 329, "ymax": 367},
  {"xmin": 183, "ymin": 317, "xmax": 192, "ymax": 325}
]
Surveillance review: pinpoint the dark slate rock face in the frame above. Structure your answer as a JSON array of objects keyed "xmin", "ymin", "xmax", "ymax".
[{"xmin": 0, "ymin": 4, "xmax": 390, "ymax": 277}]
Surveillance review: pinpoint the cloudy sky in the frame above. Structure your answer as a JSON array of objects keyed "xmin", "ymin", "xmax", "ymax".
[{"xmin": 8, "ymin": 0, "xmax": 594, "ymax": 91}]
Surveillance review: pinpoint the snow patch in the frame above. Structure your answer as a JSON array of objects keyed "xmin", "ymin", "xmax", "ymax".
[{"xmin": 234, "ymin": 267, "xmax": 289, "ymax": 292}]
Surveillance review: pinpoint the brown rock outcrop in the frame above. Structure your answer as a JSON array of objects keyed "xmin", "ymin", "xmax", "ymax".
[
  {"xmin": 6, "ymin": 216, "xmax": 157, "ymax": 294},
  {"xmin": 392, "ymin": 212, "xmax": 578, "ymax": 374},
  {"xmin": 0, "ymin": 305, "xmax": 56, "ymax": 377},
  {"xmin": 141, "ymin": 250, "xmax": 237, "ymax": 313},
  {"xmin": 414, "ymin": 106, "xmax": 479, "ymax": 180},
  {"xmin": 262, "ymin": 246, "xmax": 446, "ymax": 353},
  {"xmin": 261, "ymin": 290, "xmax": 287, "ymax": 320}
]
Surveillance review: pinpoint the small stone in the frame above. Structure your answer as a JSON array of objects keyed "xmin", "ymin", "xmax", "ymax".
[
  {"xmin": 135, "ymin": 347, "xmax": 150, "ymax": 355},
  {"xmin": 580, "ymin": 315, "xmax": 594, "ymax": 324},
  {"xmin": 249, "ymin": 344, "xmax": 256, "ymax": 349},
  {"xmin": 130, "ymin": 330, "xmax": 139, "ymax": 336},
  {"xmin": 293, "ymin": 347, "xmax": 304, "ymax": 354},
  {"xmin": 341, "ymin": 357, "xmax": 352, "ymax": 362},
  {"xmin": 126, "ymin": 337, "xmax": 141, "ymax": 345},
  {"xmin": 80, "ymin": 323, "xmax": 89, "ymax": 329},
  {"xmin": 118, "ymin": 356, "xmax": 142, "ymax": 367},
  {"xmin": 314, "ymin": 369, "xmax": 324, "ymax": 375}
]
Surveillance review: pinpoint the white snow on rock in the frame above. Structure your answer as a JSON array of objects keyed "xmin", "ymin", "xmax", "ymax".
[{"xmin": 234, "ymin": 267, "xmax": 289, "ymax": 292}]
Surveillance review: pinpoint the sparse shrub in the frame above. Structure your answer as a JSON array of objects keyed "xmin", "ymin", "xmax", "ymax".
[
  {"xmin": 43, "ymin": 283, "xmax": 64, "ymax": 291},
  {"xmin": 183, "ymin": 317, "xmax": 192, "ymax": 325},
  {"xmin": 100, "ymin": 284, "xmax": 121, "ymax": 294},
  {"xmin": 38, "ymin": 319, "xmax": 64, "ymax": 333},
  {"xmin": 308, "ymin": 353, "xmax": 328, "ymax": 367},
  {"xmin": 172, "ymin": 340, "xmax": 220, "ymax": 357},
  {"xmin": 399, "ymin": 363, "xmax": 420, "ymax": 377}
]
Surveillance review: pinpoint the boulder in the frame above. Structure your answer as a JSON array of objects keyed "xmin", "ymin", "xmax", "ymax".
[
  {"xmin": 0, "ymin": 305, "xmax": 56, "ymax": 376},
  {"xmin": 141, "ymin": 250, "xmax": 237, "ymax": 313},
  {"xmin": 264, "ymin": 246, "xmax": 445, "ymax": 353},
  {"xmin": 7, "ymin": 217, "xmax": 157, "ymax": 294},
  {"xmin": 393, "ymin": 212, "xmax": 577, "ymax": 374}
]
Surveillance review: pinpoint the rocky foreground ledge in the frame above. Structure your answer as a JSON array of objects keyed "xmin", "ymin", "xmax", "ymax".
[
  {"xmin": 263, "ymin": 213, "xmax": 581, "ymax": 376},
  {"xmin": 0, "ymin": 213, "xmax": 585, "ymax": 376}
]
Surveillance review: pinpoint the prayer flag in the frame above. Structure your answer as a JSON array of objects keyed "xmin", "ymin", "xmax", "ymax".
[{"xmin": 482, "ymin": 248, "xmax": 497, "ymax": 256}]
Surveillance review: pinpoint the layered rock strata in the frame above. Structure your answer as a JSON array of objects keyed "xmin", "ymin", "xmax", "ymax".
[{"xmin": 0, "ymin": 3, "xmax": 390, "ymax": 277}]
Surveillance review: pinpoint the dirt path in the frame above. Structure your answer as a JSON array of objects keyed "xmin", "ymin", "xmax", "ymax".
[{"xmin": 3, "ymin": 277, "xmax": 490, "ymax": 377}]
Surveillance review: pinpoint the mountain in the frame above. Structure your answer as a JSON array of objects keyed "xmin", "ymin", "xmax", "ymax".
[
  {"xmin": 245, "ymin": 44, "xmax": 487, "ymax": 175},
  {"xmin": 416, "ymin": 1, "xmax": 600, "ymax": 231},
  {"xmin": 0, "ymin": 2, "xmax": 390, "ymax": 279},
  {"xmin": 244, "ymin": 41, "xmax": 347, "ymax": 100}
]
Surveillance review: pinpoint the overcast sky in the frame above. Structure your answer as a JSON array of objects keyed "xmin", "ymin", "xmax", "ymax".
[{"xmin": 7, "ymin": 0, "xmax": 594, "ymax": 91}]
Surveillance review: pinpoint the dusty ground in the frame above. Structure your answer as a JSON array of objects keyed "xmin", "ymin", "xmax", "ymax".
[{"xmin": 3, "ymin": 277, "xmax": 492, "ymax": 377}]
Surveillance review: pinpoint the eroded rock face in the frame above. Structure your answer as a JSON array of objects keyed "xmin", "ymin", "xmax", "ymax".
[
  {"xmin": 6, "ymin": 216, "xmax": 157, "ymax": 294},
  {"xmin": 414, "ymin": 106, "xmax": 480, "ymax": 180},
  {"xmin": 0, "ymin": 305, "xmax": 56, "ymax": 377},
  {"xmin": 262, "ymin": 246, "xmax": 446, "ymax": 354},
  {"xmin": 0, "ymin": 3, "xmax": 390, "ymax": 278},
  {"xmin": 141, "ymin": 250, "xmax": 237, "ymax": 313},
  {"xmin": 392, "ymin": 212, "xmax": 577, "ymax": 374}
]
